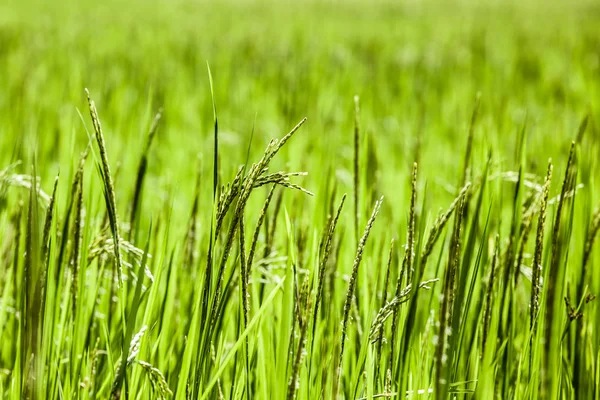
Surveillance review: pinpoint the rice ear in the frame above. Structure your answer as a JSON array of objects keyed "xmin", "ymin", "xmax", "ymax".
[
  {"xmin": 86, "ymin": 89, "xmax": 124, "ymax": 286},
  {"xmin": 336, "ymin": 196, "xmax": 383, "ymax": 397}
]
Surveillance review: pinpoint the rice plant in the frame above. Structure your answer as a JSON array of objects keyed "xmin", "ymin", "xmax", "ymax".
[{"xmin": 0, "ymin": 0, "xmax": 599, "ymax": 399}]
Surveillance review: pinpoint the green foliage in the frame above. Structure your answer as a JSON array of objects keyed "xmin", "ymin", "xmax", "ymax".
[{"xmin": 0, "ymin": 0, "xmax": 599, "ymax": 399}]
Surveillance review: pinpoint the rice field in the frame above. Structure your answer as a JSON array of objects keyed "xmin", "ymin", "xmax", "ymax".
[{"xmin": 0, "ymin": 0, "xmax": 599, "ymax": 399}]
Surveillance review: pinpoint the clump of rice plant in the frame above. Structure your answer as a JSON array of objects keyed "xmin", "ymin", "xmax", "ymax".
[{"xmin": 1, "ymin": 6, "xmax": 600, "ymax": 399}]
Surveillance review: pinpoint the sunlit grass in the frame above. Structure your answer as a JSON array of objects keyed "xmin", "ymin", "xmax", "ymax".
[{"xmin": 0, "ymin": 0, "xmax": 599, "ymax": 399}]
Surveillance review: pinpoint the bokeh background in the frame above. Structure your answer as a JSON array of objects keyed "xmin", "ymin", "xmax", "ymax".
[{"xmin": 1, "ymin": 0, "xmax": 598, "ymax": 224}]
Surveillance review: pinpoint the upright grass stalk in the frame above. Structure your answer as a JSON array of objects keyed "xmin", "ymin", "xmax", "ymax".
[
  {"xmin": 434, "ymin": 195, "xmax": 466, "ymax": 399},
  {"xmin": 374, "ymin": 239, "xmax": 394, "ymax": 385},
  {"xmin": 208, "ymin": 62, "xmax": 219, "ymax": 201},
  {"xmin": 497, "ymin": 154, "xmax": 526, "ymax": 397},
  {"xmin": 9, "ymin": 201, "xmax": 23, "ymax": 366},
  {"xmin": 86, "ymin": 89, "xmax": 124, "ymax": 286},
  {"xmin": 56, "ymin": 148, "xmax": 89, "ymax": 280},
  {"xmin": 40, "ymin": 175, "xmax": 59, "ymax": 329},
  {"xmin": 514, "ymin": 201, "xmax": 537, "ymax": 287},
  {"xmin": 70, "ymin": 170, "xmax": 84, "ymax": 318},
  {"xmin": 482, "ymin": 234, "xmax": 500, "ymax": 352},
  {"xmin": 506, "ymin": 118, "xmax": 529, "ymax": 289},
  {"xmin": 543, "ymin": 142, "xmax": 575, "ymax": 394},
  {"xmin": 353, "ymin": 95, "xmax": 361, "ymax": 246},
  {"xmin": 41, "ymin": 176, "xmax": 59, "ymax": 266},
  {"xmin": 200, "ymin": 62, "xmax": 220, "ymax": 343},
  {"xmin": 312, "ymin": 194, "xmax": 346, "ymax": 340},
  {"xmin": 110, "ymin": 227, "xmax": 152, "ymax": 399},
  {"xmin": 546, "ymin": 142, "xmax": 575, "ymax": 298},
  {"xmin": 335, "ymin": 196, "xmax": 383, "ymax": 398},
  {"xmin": 406, "ymin": 163, "xmax": 418, "ymax": 283},
  {"xmin": 582, "ymin": 207, "xmax": 600, "ymax": 270},
  {"xmin": 22, "ymin": 166, "xmax": 42, "ymax": 399},
  {"xmin": 287, "ymin": 281, "xmax": 312, "ymax": 400},
  {"xmin": 36, "ymin": 173, "xmax": 58, "ymax": 395},
  {"xmin": 247, "ymin": 185, "xmax": 277, "ymax": 276},
  {"xmin": 529, "ymin": 160, "xmax": 552, "ymax": 370},
  {"xmin": 238, "ymin": 214, "xmax": 251, "ymax": 399},
  {"xmin": 129, "ymin": 108, "xmax": 162, "ymax": 237},
  {"xmin": 389, "ymin": 163, "xmax": 417, "ymax": 372},
  {"xmin": 183, "ymin": 157, "xmax": 202, "ymax": 270},
  {"xmin": 309, "ymin": 193, "xmax": 346, "ymax": 398}
]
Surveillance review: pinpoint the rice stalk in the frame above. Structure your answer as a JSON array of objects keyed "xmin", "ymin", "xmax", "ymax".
[
  {"xmin": 547, "ymin": 142, "xmax": 576, "ymax": 289},
  {"xmin": 238, "ymin": 213, "xmax": 251, "ymax": 398},
  {"xmin": 514, "ymin": 198, "xmax": 538, "ymax": 286},
  {"xmin": 287, "ymin": 283, "xmax": 312, "ymax": 400},
  {"xmin": 215, "ymin": 166, "xmax": 244, "ymax": 238},
  {"xmin": 434, "ymin": 195, "xmax": 466, "ymax": 399},
  {"xmin": 374, "ymin": 239, "xmax": 394, "ymax": 384},
  {"xmin": 312, "ymin": 194, "xmax": 346, "ymax": 339},
  {"xmin": 253, "ymin": 171, "xmax": 312, "ymax": 196},
  {"xmin": 264, "ymin": 186, "xmax": 285, "ymax": 261},
  {"xmin": 582, "ymin": 207, "xmax": 600, "ymax": 270},
  {"xmin": 420, "ymin": 182, "xmax": 471, "ymax": 270},
  {"xmin": 247, "ymin": 185, "xmax": 277, "ymax": 276},
  {"xmin": 89, "ymin": 338, "xmax": 101, "ymax": 398},
  {"xmin": 384, "ymin": 368, "xmax": 392, "ymax": 394},
  {"xmin": 129, "ymin": 109, "xmax": 162, "ymax": 235},
  {"xmin": 110, "ymin": 325, "xmax": 148, "ymax": 397},
  {"xmin": 353, "ymin": 95, "xmax": 361, "ymax": 245},
  {"xmin": 127, "ymin": 325, "xmax": 147, "ymax": 364},
  {"xmin": 183, "ymin": 157, "xmax": 202, "ymax": 270},
  {"xmin": 86, "ymin": 89, "xmax": 124, "ymax": 286},
  {"xmin": 70, "ymin": 171, "xmax": 84, "ymax": 317},
  {"xmin": 23, "ymin": 166, "xmax": 42, "ymax": 399},
  {"xmin": 406, "ymin": 163, "xmax": 418, "ymax": 283},
  {"xmin": 482, "ymin": 234, "xmax": 500, "ymax": 352},
  {"xmin": 136, "ymin": 360, "xmax": 173, "ymax": 399},
  {"xmin": 389, "ymin": 162, "xmax": 417, "ymax": 370},
  {"xmin": 369, "ymin": 279, "xmax": 438, "ymax": 343},
  {"xmin": 210, "ymin": 342, "xmax": 225, "ymax": 400},
  {"xmin": 87, "ymin": 232, "xmax": 154, "ymax": 284},
  {"xmin": 326, "ymin": 231, "xmax": 344, "ymax": 317},
  {"xmin": 529, "ymin": 161, "xmax": 552, "ymax": 337},
  {"xmin": 208, "ymin": 62, "xmax": 219, "ymax": 202},
  {"xmin": 209, "ymin": 118, "xmax": 307, "ymax": 333},
  {"xmin": 56, "ymin": 148, "xmax": 89, "ymax": 280},
  {"xmin": 336, "ymin": 196, "xmax": 383, "ymax": 397},
  {"xmin": 9, "ymin": 201, "xmax": 22, "ymax": 367},
  {"xmin": 111, "ymin": 225, "xmax": 151, "ymax": 399},
  {"xmin": 543, "ymin": 143, "xmax": 576, "ymax": 367},
  {"xmin": 41, "ymin": 175, "xmax": 59, "ymax": 265},
  {"xmin": 40, "ymin": 174, "xmax": 59, "ymax": 316}
]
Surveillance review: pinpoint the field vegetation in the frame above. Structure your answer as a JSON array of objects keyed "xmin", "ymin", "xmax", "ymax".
[{"xmin": 0, "ymin": 0, "xmax": 599, "ymax": 398}]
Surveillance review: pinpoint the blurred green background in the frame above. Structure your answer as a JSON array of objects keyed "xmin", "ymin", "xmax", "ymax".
[{"xmin": 0, "ymin": 0, "xmax": 598, "ymax": 227}]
